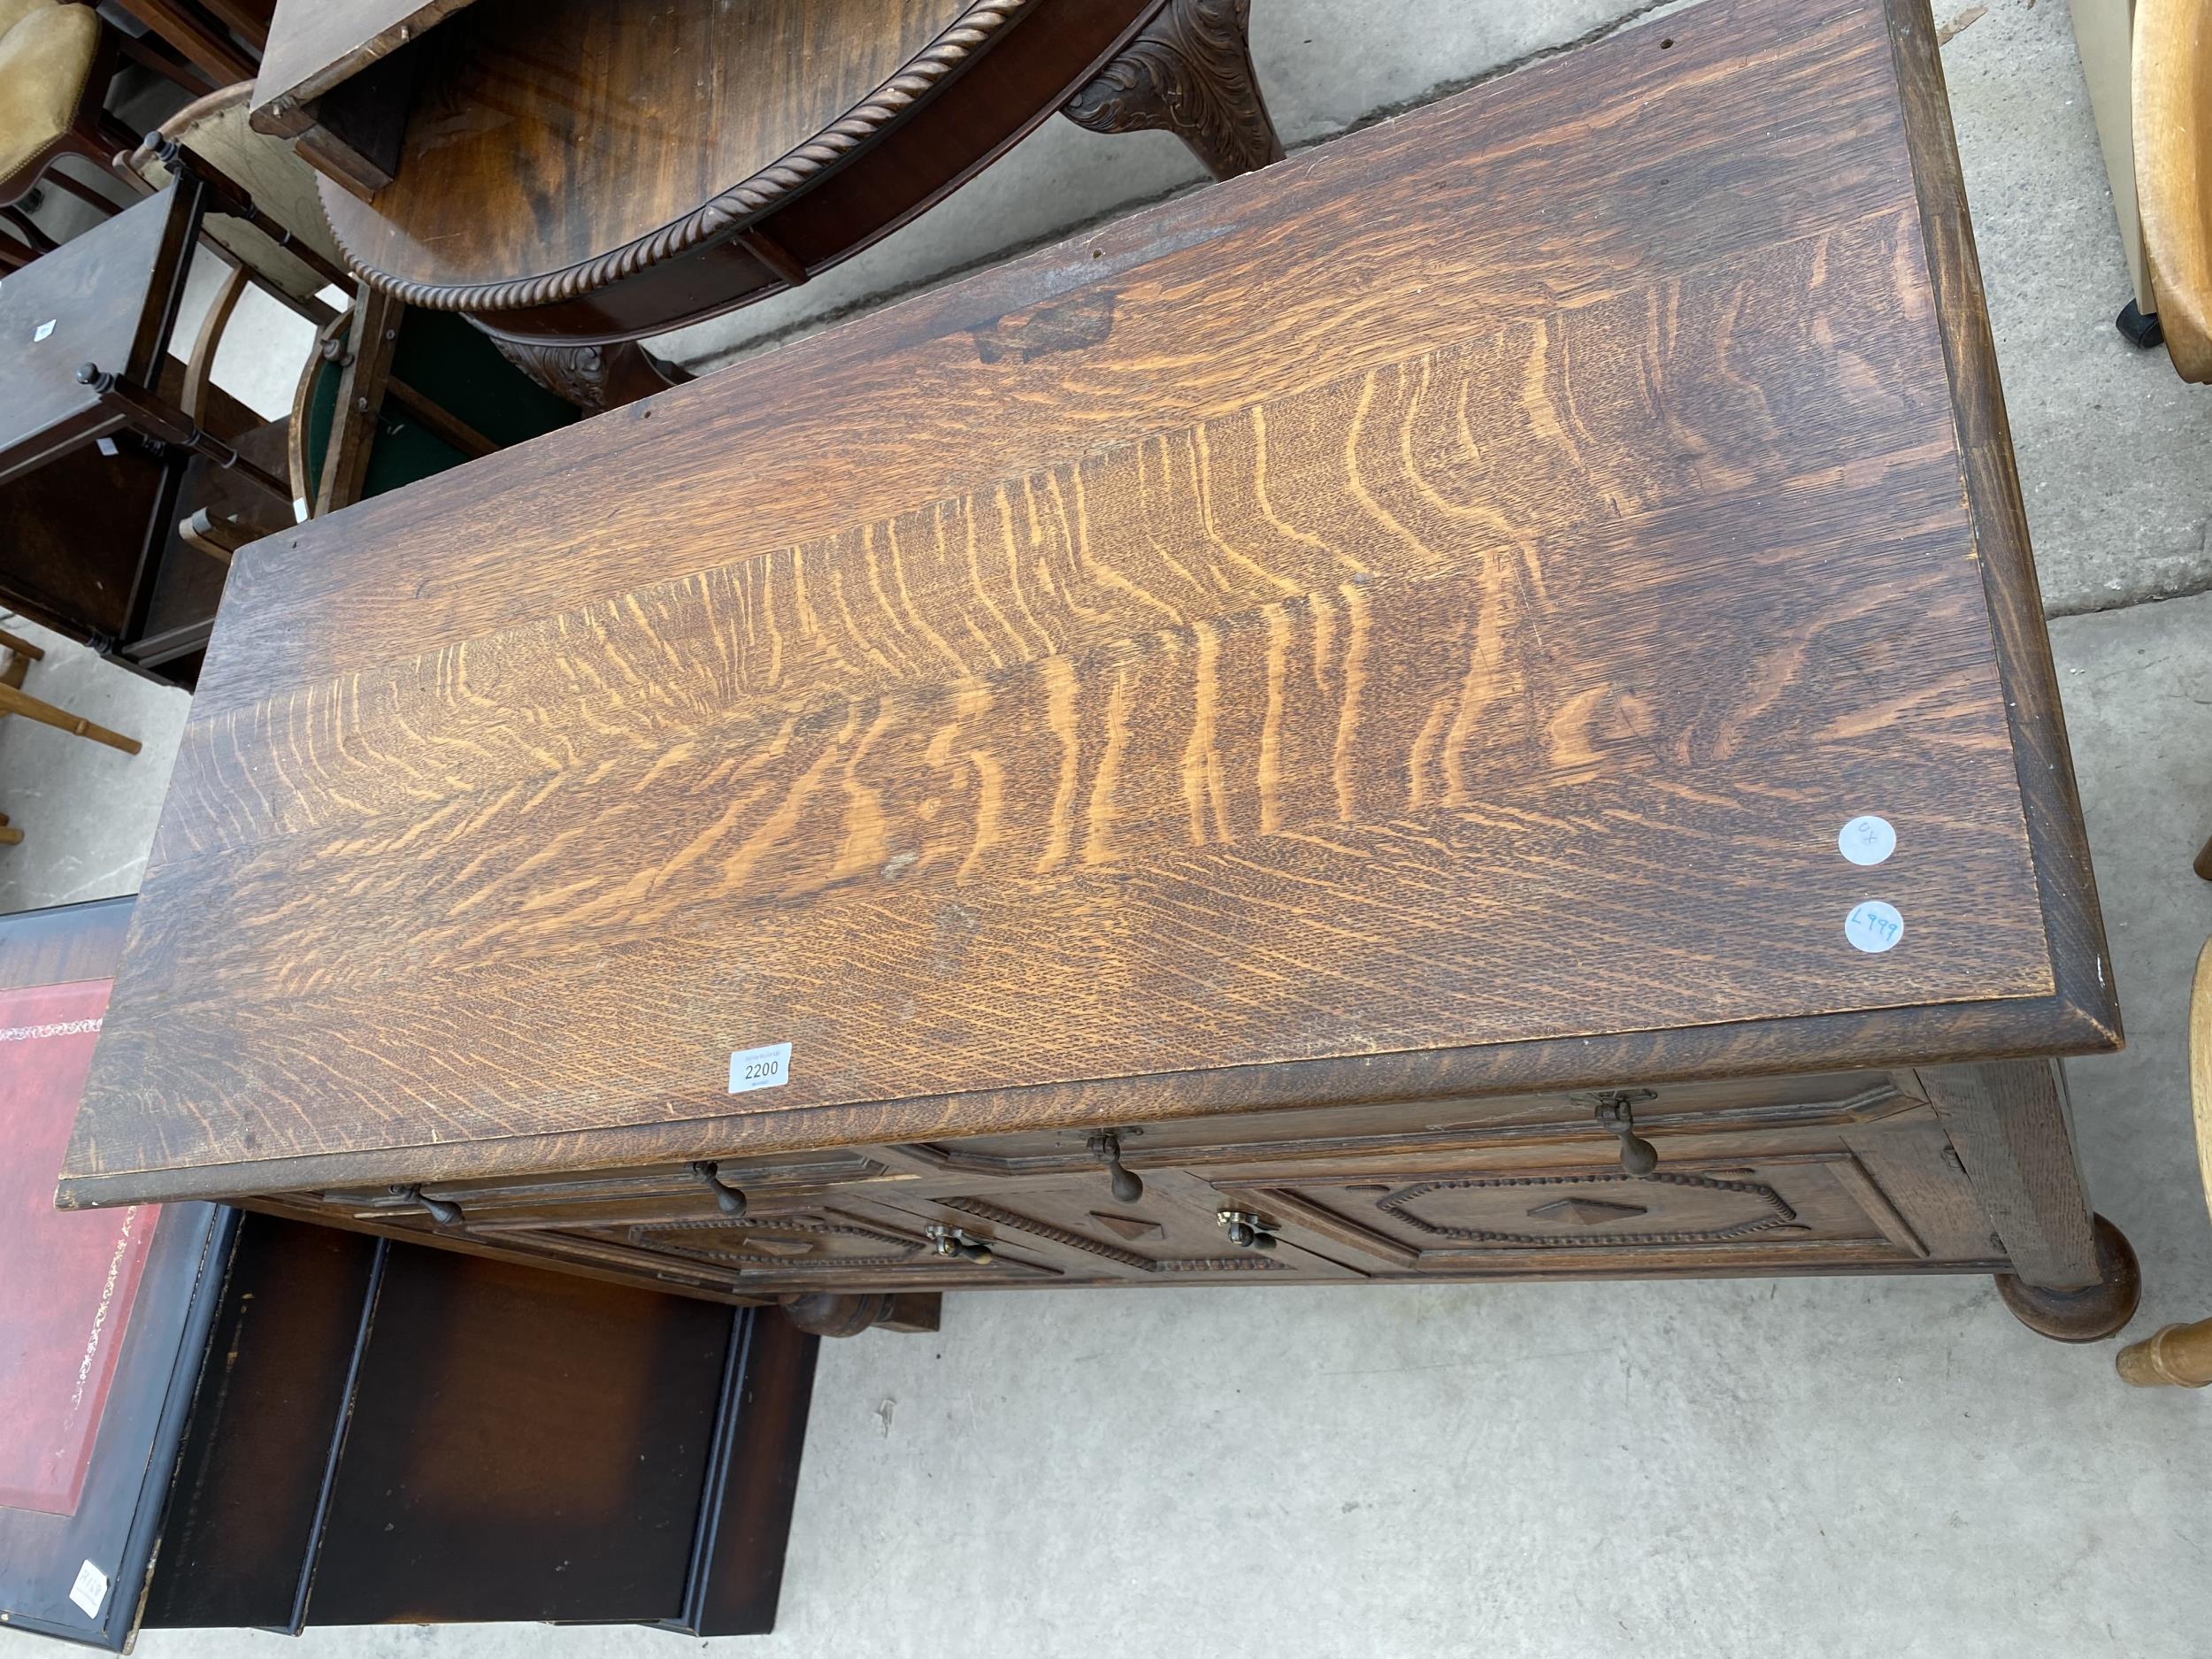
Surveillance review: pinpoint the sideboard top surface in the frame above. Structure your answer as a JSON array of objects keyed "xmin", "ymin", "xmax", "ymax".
[{"xmin": 64, "ymin": 0, "xmax": 2115, "ymax": 1208}]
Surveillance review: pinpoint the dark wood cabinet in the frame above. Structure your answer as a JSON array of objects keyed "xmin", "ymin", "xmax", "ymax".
[
  {"xmin": 1, "ymin": 902, "xmax": 819, "ymax": 1649},
  {"xmin": 61, "ymin": 0, "xmax": 2139, "ymax": 1348}
]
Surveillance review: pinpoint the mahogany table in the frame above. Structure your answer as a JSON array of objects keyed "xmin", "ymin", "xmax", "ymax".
[
  {"xmin": 65, "ymin": 0, "xmax": 2140, "ymax": 1347},
  {"xmin": 248, "ymin": 0, "xmax": 1286, "ymax": 407}
]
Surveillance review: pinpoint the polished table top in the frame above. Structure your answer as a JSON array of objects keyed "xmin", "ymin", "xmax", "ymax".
[{"xmin": 64, "ymin": 0, "xmax": 2114, "ymax": 1209}]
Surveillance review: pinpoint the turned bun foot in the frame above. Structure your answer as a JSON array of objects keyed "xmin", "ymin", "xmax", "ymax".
[
  {"xmin": 1995, "ymin": 1214, "xmax": 2142, "ymax": 1342},
  {"xmin": 779, "ymin": 1291, "xmax": 941, "ymax": 1338}
]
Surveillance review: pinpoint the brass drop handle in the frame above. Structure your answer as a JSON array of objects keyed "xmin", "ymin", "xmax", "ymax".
[
  {"xmin": 1592, "ymin": 1091, "xmax": 1659, "ymax": 1177},
  {"xmin": 1088, "ymin": 1131, "xmax": 1143, "ymax": 1203},
  {"xmin": 690, "ymin": 1161, "xmax": 748, "ymax": 1217},
  {"xmin": 926, "ymin": 1224, "xmax": 994, "ymax": 1264},
  {"xmin": 395, "ymin": 1184, "xmax": 462, "ymax": 1225},
  {"xmin": 1217, "ymin": 1209, "xmax": 1279, "ymax": 1251}
]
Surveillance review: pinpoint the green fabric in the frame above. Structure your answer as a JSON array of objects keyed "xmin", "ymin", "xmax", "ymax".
[{"xmin": 304, "ymin": 311, "xmax": 580, "ymax": 503}]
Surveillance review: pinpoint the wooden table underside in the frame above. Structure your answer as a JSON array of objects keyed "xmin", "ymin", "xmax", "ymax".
[{"xmin": 62, "ymin": 0, "xmax": 2127, "ymax": 1341}]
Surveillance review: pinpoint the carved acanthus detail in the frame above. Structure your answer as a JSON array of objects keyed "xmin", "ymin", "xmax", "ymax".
[{"xmin": 1064, "ymin": 0, "xmax": 1286, "ymax": 181}]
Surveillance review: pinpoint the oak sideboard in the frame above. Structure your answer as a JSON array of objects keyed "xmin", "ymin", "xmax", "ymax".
[{"xmin": 63, "ymin": 0, "xmax": 2139, "ymax": 1343}]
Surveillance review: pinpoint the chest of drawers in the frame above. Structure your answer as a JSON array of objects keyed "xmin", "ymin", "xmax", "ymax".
[{"xmin": 62, "ymin": 0, "xmax": 2138, "ymax": 1342}]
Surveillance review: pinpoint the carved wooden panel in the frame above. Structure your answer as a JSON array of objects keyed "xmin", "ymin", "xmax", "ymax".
[
  {"xmin": 565, "ymin": 1201, "xmax": 1067, "ymax": 1294},
  {"xmin": 1231, "ymin": 1149, "xmax": 1932, "ymax": 1273},
  {"xmin": 876, "ymin": 1173, "xmax": 1364, "ymax": 1281}
]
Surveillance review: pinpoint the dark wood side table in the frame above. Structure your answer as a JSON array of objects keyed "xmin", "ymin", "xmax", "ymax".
[
  {"xmin": 0, "ymin": 175, "xmax": 294, "ymax": 685},
  {"xmin": 65, "ymin": 0, "xmax": 2140, "ymax": 1346},
  {"xmin": 250, "ymin": 0, "xmax": 1284, "ymax": 407},
  {"xmin": 0, "ymin": 899, "xmax": 828, "ymax": 1649}
]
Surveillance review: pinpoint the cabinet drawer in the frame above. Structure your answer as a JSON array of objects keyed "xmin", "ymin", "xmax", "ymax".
[
  {"xmin": 1226, "ymin": 1148, "xmax": 1936, "ymax": 1277},
  {"xmin": 549, "ymin": 1200, "xmax": 1069, "ymax": 1296},
  {"xmin": 317, "ymin": 1148, "xmax": 902, "ymax": 1233},
  {"xmin": 920, "ymin": 1071, "xmax": 1917, "ymax": 1184},
  {"xmin": 871, "ymin": 1170, "xmax": 1364, "ymax": 1285}
]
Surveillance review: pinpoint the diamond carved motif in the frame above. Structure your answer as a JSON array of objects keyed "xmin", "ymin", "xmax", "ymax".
[
  {"xmin": 1526, "ymin": 1198, "xmax": 1648, "ymax": 1225},
  {"xmin": 1090, "ymin": 1211, "xmax": 1166, "ymax": 1241}
]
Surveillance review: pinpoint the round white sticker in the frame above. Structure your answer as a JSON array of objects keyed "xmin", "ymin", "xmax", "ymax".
[
  {"xmin": 1838, "ymin": 815, "xmax": 1896, "ymax": 866},
  {"xmin": 1845, "ymin": 900, "xmax": 1904, "ymax": 954}
]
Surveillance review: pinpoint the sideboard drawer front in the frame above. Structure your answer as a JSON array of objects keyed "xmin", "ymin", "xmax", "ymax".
[
  {"xmin": 929, "ymin": 1072, "xmax": 1912, "ymax": 1180},
  {"xmin": 557, "ymin": 1202, "xmax": 1069, "ymax": 1295},
  {"xmin": 421, "ymin": 1149, "xmax": 895, "ymax": 1212},
  {"xmin": 1227, "ymin": 1149, "xmax": 1930, "ymax": 1274},
  {"xmin": 874, "ymin": 1173, "xmax": 1366, "ymax": 1285}
]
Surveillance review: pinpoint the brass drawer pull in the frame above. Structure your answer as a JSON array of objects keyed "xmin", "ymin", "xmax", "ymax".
[
  {"xmin": 926, "ymin": 1224, "xmax": 994, "ymax": 1263},
  {"xmin": 1087, "ymin": 1130, "xmax": 1143, "ymax": 1203},
  {"xmin": 690, "ymin": 1160, "xmax": 748, "ymax": 1217}
]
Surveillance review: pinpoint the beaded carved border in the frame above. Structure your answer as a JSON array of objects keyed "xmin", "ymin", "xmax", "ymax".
[
  {"xmin": 332, "ymin": 0, "xmax": 1042, "ymax": 314},
  {"xmin": 939, "ymin": 1196, "xmax": 1289, "ymax": 1273},
  {"xmin": 1379, "ymin": 1172, "xmax": 1799, "ymax": 1248},
  {"xmin": 627, "ymin": 1216, "xmax": 922, "ymax": 1271}
]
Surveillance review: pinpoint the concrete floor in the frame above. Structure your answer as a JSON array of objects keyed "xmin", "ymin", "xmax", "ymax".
[{"xmin": 4, "ymin": 0, "xmax": 2212, "ymax": 1653}]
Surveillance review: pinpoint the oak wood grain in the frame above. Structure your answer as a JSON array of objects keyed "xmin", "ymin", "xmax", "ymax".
[{"xmin": 63, "ymin": 0, "xmax": 2112, "ymax": 1220}]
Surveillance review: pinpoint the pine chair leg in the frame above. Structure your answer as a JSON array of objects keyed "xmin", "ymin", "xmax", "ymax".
[
  {"xmin": 0, "ymin": 680, "xmax": 141, "ymax": 755},
  {"xmin": 0, "ymin": 627, "xmax": 44, "ymax": 662}
]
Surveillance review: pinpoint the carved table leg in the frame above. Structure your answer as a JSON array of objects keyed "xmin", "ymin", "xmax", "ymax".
[
  {"xmin": 484, "ymin": 333, "xmax": 695, "ymax": 412},
  {"xmin": 780, "ymin": 1291, "xmax": 941, "ymax": 1338},
  {"xmin": 1064, "ymin": 0, "xmax": 1286, "ymax": 181},
  {"xmin": 1995, "ymin": 1214, "xmax": 2141, "ymax": 1342}
]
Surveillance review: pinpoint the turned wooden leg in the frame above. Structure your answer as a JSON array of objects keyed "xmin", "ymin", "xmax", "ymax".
[
  {"xmin": 0, "ymin": 680, "xmax": 142, "ymax": 755},
  {"xmin": 779, "ymin": 1291, "xmax": 941, "ymax": 1337},
  {"xmin": 484, "ymin": 333, "xmax": 695, "ymax": 412},
  {"xmin": 1064, "ymin": 0, "xmax": 1286, "ymax": 181},
  {"xmin": 1919, "ymin": 1060, "xmax": 2142, "ymax": 1340},
  {"xmin": 2117, "ymin": 1317, "xmax": 2212, "ymax": 1386},
  {"xmin": 0, "ymin": 626, "xmax": 43, "ymax": 663},
  {"xmin": 2194, "ymin": 831, "xmax": 2211, "ymax": 881}
]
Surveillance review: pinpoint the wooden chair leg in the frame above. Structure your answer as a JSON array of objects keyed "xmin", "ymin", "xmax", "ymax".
[
  {"xmin": 0, "ymin": 627, "xmax": 45, "ymax": 663},
  {"xmin": 2195, "ymin": 833, "xmax": 2212, "ymax": 881},
  {"xmin": 316, "ymin": 283, "xmax": 404, "ymax": 514},
  {"xmin": 181, "ymin": 261, "xmax": 252, "ymax": 428},
  {"xmin": 40, "ymin": 160, "xmax": 122, "ymax": 218},
  {"xmin": 2, "ymin": 204, "xmax": 58, "ymax": 256},
  {"xmin": 2117, "ymin": 1317, "xmax": 2212, "ymax": 1386},
  {"xmin": 0, "ymin": 679, "xmax": 142, "ymax": 755},
  {"xmin": 0, "ymin": 816, "xmax": 20, "ymax": 847}
]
